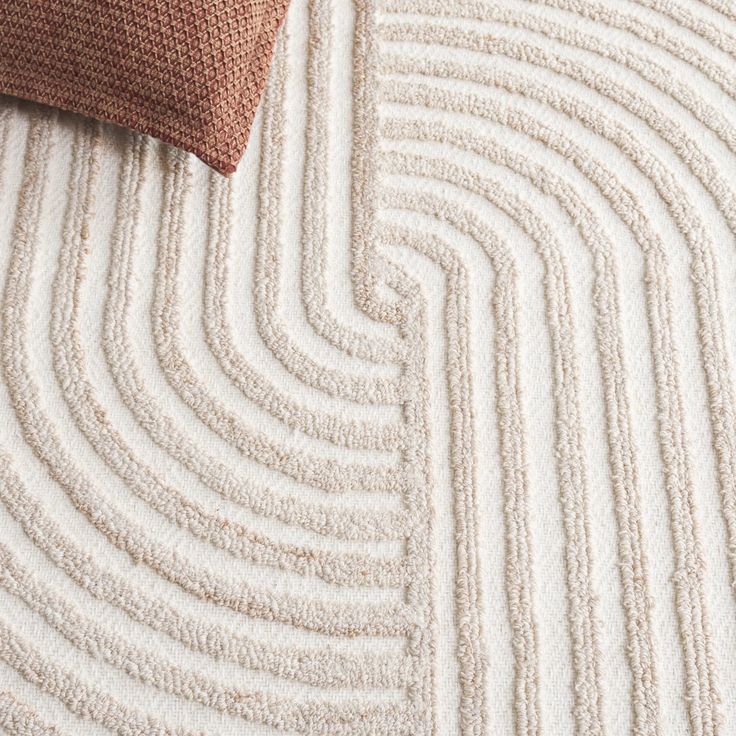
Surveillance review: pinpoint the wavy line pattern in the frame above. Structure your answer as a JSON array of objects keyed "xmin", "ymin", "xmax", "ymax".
[{"xmin": 1, "ymin": 0, "xmax": 736, "ymax": 734}]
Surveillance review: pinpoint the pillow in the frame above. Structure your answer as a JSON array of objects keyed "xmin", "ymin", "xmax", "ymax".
[{"xmin": 0, "ymin": 0, "xmax": 289, "ymax": 173}]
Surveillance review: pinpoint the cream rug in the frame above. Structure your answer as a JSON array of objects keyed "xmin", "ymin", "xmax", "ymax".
[{"xmin": 2, "ymin": 0, "xmax": 736, "ymax": 734}]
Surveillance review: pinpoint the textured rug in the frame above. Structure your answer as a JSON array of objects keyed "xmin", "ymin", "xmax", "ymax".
[{"xmin": 2, "ymin": 0, "xmax": 736, "ymax": 734}]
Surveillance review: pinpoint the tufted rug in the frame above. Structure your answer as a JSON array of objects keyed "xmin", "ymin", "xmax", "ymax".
[{"xmin": 1, "ymin": 0, "xmax": 736, "ymax": 734}]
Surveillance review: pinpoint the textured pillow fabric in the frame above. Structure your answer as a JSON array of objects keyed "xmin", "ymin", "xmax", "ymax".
[{"xmin": 0, "ymin": 0, "xmax": 289, "ymax": 173}]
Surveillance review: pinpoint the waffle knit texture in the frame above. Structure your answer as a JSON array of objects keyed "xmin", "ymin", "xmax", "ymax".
[{"xmin": 0, "ymin": 0, "xmax": 289, "ymax": 173}]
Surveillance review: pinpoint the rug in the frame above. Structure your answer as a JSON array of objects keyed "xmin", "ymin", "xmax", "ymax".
[{"xmin": 1, "ymin": 0, "xmax": 736, "ymax": 734}]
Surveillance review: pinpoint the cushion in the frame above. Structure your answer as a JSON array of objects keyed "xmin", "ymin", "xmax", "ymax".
[{"xmin": 0, "ymin": 0, "xmax": 289, "ymax": 173}]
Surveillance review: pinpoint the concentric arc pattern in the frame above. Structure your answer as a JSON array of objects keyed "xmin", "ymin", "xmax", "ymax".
[{"xmin": 3, "ymin": 1, "xmax": 736, "ymax": 735}]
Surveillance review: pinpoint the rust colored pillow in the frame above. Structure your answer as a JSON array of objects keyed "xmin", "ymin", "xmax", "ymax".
[{"xmin": 0, "ymin": 0, "xmax": 289, "ymax": 173}]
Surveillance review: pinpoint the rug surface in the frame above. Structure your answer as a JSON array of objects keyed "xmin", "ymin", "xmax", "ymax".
[{"xmin": 2, "ymin": 0, "xmax": 736, "ymax": 734}]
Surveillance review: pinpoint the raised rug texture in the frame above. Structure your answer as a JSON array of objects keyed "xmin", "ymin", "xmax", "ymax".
[
  {"xmin": 2, "ymin": 0, "xmax": 736, "ymax": 734},
  {"xmin": 0, "ymin": 0, "xmax": 289, "ymax": 173}
]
